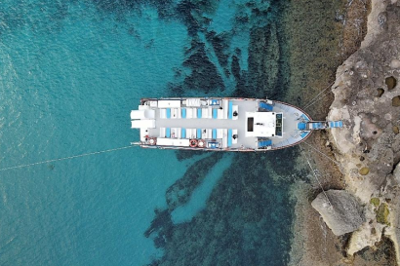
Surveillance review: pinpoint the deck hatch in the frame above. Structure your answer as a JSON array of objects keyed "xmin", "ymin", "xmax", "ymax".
[{"xmin": 247, "ymin": 117, "xmax": 254, "ymax": 132}]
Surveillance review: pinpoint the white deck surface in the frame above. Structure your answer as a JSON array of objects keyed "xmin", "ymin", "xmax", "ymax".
[{"xmin": 132, "ymin": 98, "xmax": 312, "ymax": 150}]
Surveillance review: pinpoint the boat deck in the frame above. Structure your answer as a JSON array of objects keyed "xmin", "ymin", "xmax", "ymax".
[
  {"xmin": 149, "ymin": 100, "xmax": 258, "ymax": 149},
  {"xmin": 131, "ymin": 98, "xmax": 313, "ymax": 151}
]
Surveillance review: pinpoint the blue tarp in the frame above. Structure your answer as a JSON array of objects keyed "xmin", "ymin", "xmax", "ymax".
[
  {"xmin": 166, "ymin": 128, "xmax": 171, "ymax": 138},
  {"xmin": 298, "ymin": 122, "xmax": 306, "ymax": 130},
  {"xmin": 259, "ymin": 102, "xmax": 273, "ymax": 111},
  {"xmin": 213, "ymin": 109, "xmax": 218, "ymax": 119},
  {"xmin": 329, "ymin": 121, "xmax": 343, "ymax": 128},
  {"xmin": 310, "ymin": 122, "xmax": 324, "ymax": 129},
  {"xmin": 166, "ymin": 108, "xmax": 171, "ymax": 119},
  {"xmin": 212, "ymin": 129, "xmax": 217, "ymax": 139},
  {"xmin": 258, "ymin": 139, "xmax": 272, "ymax": 148},
  {"xmin": 227, "ymin": 129, "xmax": 232, "ymax": 147},
  {"xmin": 197, "ymin": 108, "xmax": 202, "ymax": 118},
  {"xmin": 228, "ymin": 101, "xmax": 233, "ymax": 119},
  {"xmin": 181, "ymin": 108, "xmax": 186, "ymax": 118},
  {"xmin": 182, "ymin": 128, "xmax": 186, "ymax": 139},
  {"xmin": 197, "ymin": 129, "xmax": 202, "ymax": 138}
]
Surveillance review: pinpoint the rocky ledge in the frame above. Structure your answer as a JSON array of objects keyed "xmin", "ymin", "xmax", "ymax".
[
  {"xmin": 324, "ymin": 0, "xmax": 400, "ymax": 262},
  {"xmin": 311, "ymin": 190, "xmax": 365, "ymax": 236}
]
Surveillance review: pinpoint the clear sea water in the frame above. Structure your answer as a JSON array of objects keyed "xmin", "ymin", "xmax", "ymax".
[{"xmin": 0, "ymin": 1, "xmax": 296, "ymax": 265}]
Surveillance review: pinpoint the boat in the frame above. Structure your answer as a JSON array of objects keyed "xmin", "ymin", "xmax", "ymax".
[{"xmin": 130, "ymin": 97, "xmax": 343, "ymax": 152}]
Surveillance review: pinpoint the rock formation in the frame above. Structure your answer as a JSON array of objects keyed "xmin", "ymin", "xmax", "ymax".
[
  {"xmin": 311, "ymin": 190, "xmax": 365, "ymax": 236},
  {"xmin": 327, "ymin": 0, "xmax": 400, "ymax": 262}
]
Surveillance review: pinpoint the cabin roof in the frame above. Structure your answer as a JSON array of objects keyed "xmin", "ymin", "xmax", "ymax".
[{"xmin": 245, "ymin": 112, "xmax": 276, "ymax": 137}]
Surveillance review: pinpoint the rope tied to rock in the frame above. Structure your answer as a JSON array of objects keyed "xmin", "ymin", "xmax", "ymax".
[{"xmin": 306, "ymin": 158, "xmax": 333, "ymax": 208}]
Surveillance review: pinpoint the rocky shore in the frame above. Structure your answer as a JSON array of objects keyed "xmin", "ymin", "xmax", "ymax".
[
  {"xmin": 327, "ymin": 0, "xmax": 400, "ymax": 263},
  {"xmin": 287, "ymin": 0, "xmax": 400, "ymax": 265},
  {"xmin": 293, "ymin": 0, "xmax": 400, "ymax": 265}
]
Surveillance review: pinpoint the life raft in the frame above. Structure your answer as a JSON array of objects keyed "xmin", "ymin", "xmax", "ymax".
[
  {"xmin": 197, "ymin": 139, "xmax": 205, "ymax": 148},
  {"xmin": 189, "ymin": 139, "xmax": 198, "ymax": 147},
  {"xmin": 148, "ymin": 137, "xmax": 157, "ymax": 145}
]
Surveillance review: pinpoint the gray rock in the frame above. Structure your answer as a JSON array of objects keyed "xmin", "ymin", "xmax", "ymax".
[
  {"xmin": 394, "ymin": 163, "xmax": 400, "ymax": 185},
  {"xmin": 311, "ymin": 190, "xmax": 365, "ymax": 236}
]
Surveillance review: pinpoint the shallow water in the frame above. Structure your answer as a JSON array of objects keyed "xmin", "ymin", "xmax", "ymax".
[{"xmin": 1, "ymin": 0, "xmax": 305, "ymax": 265}]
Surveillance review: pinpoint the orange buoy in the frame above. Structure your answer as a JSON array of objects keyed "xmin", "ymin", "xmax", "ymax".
[
  {"xmin": 197, "ymin": 139, "xmax": 205, "ymax": 148},
  {"xmin": 189, "ymin": 139, "xmax": 198, "ymax": 147}
]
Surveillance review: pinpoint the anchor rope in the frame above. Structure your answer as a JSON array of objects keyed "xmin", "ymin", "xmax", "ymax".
[
  {"xmin": 0, "ymin": 145, "xmax": 136, "ymax": 172},
  {"xmin": 303, "ymin": 82, "xmax": 334, "ymax": 110}
]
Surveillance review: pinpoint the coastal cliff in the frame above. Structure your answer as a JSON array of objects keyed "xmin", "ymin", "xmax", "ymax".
[{"xmin": 327, "ymin": 0, "xmax": 400, "ymax": 263}]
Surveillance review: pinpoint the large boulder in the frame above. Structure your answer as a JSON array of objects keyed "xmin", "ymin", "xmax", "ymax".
[{"xmin": 311, "ymin": 190, "xmax": 365, "ymax": 236}]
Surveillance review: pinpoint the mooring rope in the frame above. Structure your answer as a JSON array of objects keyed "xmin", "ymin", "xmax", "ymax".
[
  {"xmin": 302, "ymin": 141, "xmax": 341, "ymax": 166},
  {"xmin": 306, "ymin": 158, "xmax": 333, "ymax": 207},
  {"xmin": 0, "ymin": 145, "xmax": 136, "ymax": 172},
  {"xmin": 303, "ymin": 82, "xmax": 334, "ymax": 110}
]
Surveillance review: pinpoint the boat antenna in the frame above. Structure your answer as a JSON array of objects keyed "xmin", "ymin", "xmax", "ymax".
[{"xmin": 0, "ymin": 145, "xmax": 136, "ymax": 172}]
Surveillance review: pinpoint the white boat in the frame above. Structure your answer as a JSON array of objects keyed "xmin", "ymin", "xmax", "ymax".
[{"xmin": 130, "ymin": 97, "xmax": 343, "ymax": 152}]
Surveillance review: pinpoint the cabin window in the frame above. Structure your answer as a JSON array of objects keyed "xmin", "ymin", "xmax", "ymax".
[
  {"xmin": 247, "ymin": 117, "xmax": 254, "ymax": 132},
  {"xmin": 275, "ymin": 113, "xmax": 283, "ymax": 136}
]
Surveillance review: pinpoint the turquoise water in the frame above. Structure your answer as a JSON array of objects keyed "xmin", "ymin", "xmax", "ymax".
[{"xmin": 0, "ymin": 1, "xmax": 296, "ymax": 265}]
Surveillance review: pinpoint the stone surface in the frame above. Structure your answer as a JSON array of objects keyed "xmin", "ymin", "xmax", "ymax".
[
  {"xmin": 327, "ymin": 0, "xmax": 400, "ymax": 261},
  {"xmin": 311, "ymin": 190, "xmax": 365, "ymax": 236},
  {"xmin": 394, "ymin": 162, "xmax": 400, "ymax": 184}
]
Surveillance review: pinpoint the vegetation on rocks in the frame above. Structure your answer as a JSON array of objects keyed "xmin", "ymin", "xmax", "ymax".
[
  {"xmin": 376, "ymin": 203, "xmax": 390, "ymax": 225},
  {"xmin": 370, "ymin": 197, "xmax": 380, "ymax": 207}
]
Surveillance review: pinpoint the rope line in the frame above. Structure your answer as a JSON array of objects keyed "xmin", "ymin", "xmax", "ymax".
[
  {"xmin": 302, "ymin": 141, "xmax": 341, "ymax": 166},
  {"xmin": 303, "ymin": 90, "xmax": 331, "ymax": 111},
  {"xmin": 303, "ymin": 82, "xmax": 334, "ymax": 110},
  {"xmin": 306, "ymin": 158, "xmax": 333, "ymax": 207},
  {"xmin": 0, "ymin": 145, "xmax": 135, "ymax": 172}
]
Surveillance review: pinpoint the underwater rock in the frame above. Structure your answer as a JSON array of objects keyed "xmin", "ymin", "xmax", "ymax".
[
  {"xmin": 166, "ymin": 152, "xmax": 223, "ymax": 210},
  {"xmin": 311, "ymin": 190, "xmax": 365, "ymax": 236},
  {"xmin": 144, "ymin": 209, "xmax": 174, "ymax": 248},
  {"xmin": 206, "ymin": 31, "xmax": 230, "ymax": 68},
  {"xmin": 147, "ymin": 151, "xmax": 296, "ymax": 266},
  {"xmin": 248, "ymin": 23, "xmax": 282, "ymax": 98},
  {"xmin": 182, "ymin": 40, "xmax": 225, "ymax": 93},
  {"xmin": 175, "ymin": 150, "xmax": 205, "ymax": 161}
]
